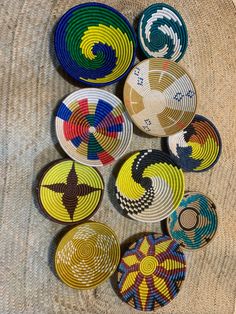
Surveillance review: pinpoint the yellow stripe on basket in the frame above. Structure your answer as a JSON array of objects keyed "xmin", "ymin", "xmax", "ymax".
[
  {"xmin": 139, "ymin": 237, "xmax": 150, "ymax": 255},
  {"xmin": 116, "ymin": 153, "xmax": 145, "ymax": 199},
  {"xmin": 160, "ymin": 259, "xmax": 186, "ymax": 271},
  {"xmin": 80, "ymin": 24, "xmax": 133, "ymax": 83},
  {"xmin": 188, "ymin": 137, "xmax": 219, "ymax": 171},
  {"xmin": 152, "ymin": 276, "xmax": 172, "ymax": 300},
  {"xmin": 122, "ymin": 254, "xmax": 139, "ymax": 267},
  {"xmin": 139, "ymin": 277, "xmax": 149, "ymax": 309},
  {"xmin": 120, "ymin": 271, "xmax": 139, "ymax": 293},
  {"xmin": 154, "ymin": 240, "xmax": 172, "ymax": 256}
]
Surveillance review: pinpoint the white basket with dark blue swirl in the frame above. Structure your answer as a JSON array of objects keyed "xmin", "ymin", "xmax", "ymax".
[{"xmin": 138, "ymin": 3, "xmax": 188, "ymax": 62}]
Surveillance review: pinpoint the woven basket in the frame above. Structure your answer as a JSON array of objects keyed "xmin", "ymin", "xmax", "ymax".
[
  {"xmin": 138, "ymin": 3, "xmax": 188, "ymax": 61},
  {"xmin": 123, "ymin": 58, "xmax": 197, "ymax": 137},
  {"xmin": 37, "ymin": 159, "xmax": 104, "ymax": 224},
  {"xmin": 55, "ymin": 221, "xmax": 120, "ymax": 289},
  {"xmin": 167, "ymin": 114, "xmax": 222, "ymax": 172},
  {"xmin": 55, "ymin": 88, "xmax": 133, "ymax": 166},
  {"xmin": 118, "ymin": 234, "xmax": 186, "ymax": 311},
  {"xmin": 115, "ymin": 149, "xmax": 184, "ymax": 222},
  {"xmin": 54, "ymin": 2, "xmax": 136, "ymax": 86},
  {"xmin": 167, "ymin": 192, "xmax": 218, "ymax": 250}
]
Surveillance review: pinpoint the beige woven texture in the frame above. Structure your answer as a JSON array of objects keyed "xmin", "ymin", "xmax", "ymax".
[{"xmin": 1, "ymin": 0, "xmax": 236, "ymax": 313}]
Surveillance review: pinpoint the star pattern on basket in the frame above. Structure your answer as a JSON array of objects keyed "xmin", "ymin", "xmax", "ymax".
[
  {"xmin": 174, "ymin": 92, "xmax": 184, "ymax": 102},
  {"xmin": 118, "ymin": 235, "xmax": 186, "ymax": 311},
  {"xmin": 42, "ymin": 163, "xmax": 101, "ymax": 220},
  {"xmin": 186, "ymin": 90, "xmax": 195, "ymax": 98}
]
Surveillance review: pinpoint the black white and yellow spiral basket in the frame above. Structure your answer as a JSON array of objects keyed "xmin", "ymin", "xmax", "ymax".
[{"xmin": 115, "ymin": 149, "xmax": 184, "ymax": 222}]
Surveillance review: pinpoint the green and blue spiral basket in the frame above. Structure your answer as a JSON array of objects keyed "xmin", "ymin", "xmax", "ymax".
[{"xmin": 54, "ymin": 2, "xmax": 137, "ymax": 86}]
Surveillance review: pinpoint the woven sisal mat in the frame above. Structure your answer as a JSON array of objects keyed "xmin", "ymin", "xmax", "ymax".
[{"xmin": 0, "ymin": 0, "xmax": 236, "ymax": 313}]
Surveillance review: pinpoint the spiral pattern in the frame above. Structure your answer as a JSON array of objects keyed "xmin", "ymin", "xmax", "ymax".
[
  {"xmin": 55, "ymin": 222, "xmax": 120, "ymax": 289},
  {"xmin": 54, "ymin": 3, "xmax": 136, "ymax": 86},
  {"xmin": 56, "ymin": 88, "xmax": 133, "ymax": 167},
  {"xmin": 138, "ymin": 3, "xmax": 188, "ymax": 61},
  {"xmin": 37, "ymin": 159, "xmax": 104, "ymax": 224},
  {"xmin": 115, "ymin": 150, "xmax": 184, "ymax": 223},
  {"xmin": 167, "ymin": 192, "xmax": 218, "ymax": 250},
  {"xmin": 118, "ymin": 234, "xmax": 186, "ymax": 311},
  {"xmin": 123, "ymin": 58, "xmax": 196, "ymax": 137},
  {"xmin": 167, "ymin": 114, "xmax": 222, "ymax": 172}
]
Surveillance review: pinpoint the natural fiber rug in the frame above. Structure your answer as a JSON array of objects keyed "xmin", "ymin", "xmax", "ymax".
[{"xmin": 1, "ymin": 0, "xmax": 236, "ymax": 313}]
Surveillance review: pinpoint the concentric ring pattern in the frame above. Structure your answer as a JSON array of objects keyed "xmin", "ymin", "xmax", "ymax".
[
  {"xmin": 167, "ymin": 114, "xmax": 222, "ymax": 172},
  {"xmin": 115, "ymin": 149, "xmax": 184, "ymax": 223},
  {"xmin": 54, "ymin": 2, "xmax": 136, "ymax": 86},
  {"xmin": 55, "ymin": 222, "xmax": 120, "ymax": 289},
  {"xmin": 167, "ymin": 192, "xmax": 218, "ymax": 250},
  {"xmin": 118, "ymin": 234, "xmax": 186, "ymax": 311},
  {"xmin": 56, "ymin": 88, "xmax": 133, "ymax": 166},
  {"xmin": 123, "ymin": 58, "xmax": 196, "ymax": 137},
  {"xmin": 138, "ymin": 3, "xmax": 188, "ymax": 61},
  {"xmin": 37, "ymin": 159, "xmax": 104, "ymax": 224}
]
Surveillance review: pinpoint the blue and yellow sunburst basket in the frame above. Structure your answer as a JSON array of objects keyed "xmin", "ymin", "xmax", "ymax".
[
  {"xmin": 118, "ymin": 234, "xmax": 186, "ymax": 311},
  {"xmin": 54, "ymin": 2, "xmax": 137, "ymax": 86}
]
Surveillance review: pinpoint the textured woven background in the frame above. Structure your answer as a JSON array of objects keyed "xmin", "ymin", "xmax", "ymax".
[{"xmin": 1, "ymin": 0, "xmax": 236, "ymax": 313}]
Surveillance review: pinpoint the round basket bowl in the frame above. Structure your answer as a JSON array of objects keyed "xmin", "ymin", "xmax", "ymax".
[
  {"xmin": 54, "ymin": 2, "xmax": 136, "ymax": 86},
  {"xmin": 167, "ymin": 114, "xmax": 222, "ymax": 172},
  {"xmin": 37, "ymin": 159, "xmax": 104, "ymax": 224},
  {"xmin": 123, "ymin": 58, "xmax": 197, "ymax": 137},
  {"xmin": 138, "ymin": 3, "xmax": 188, "ymax": 62},
  {"xmin": 167, "ymin": 192, "xmax": 218, "ymax": 250},
  {"xmin": 118, "ymin": 234, "xmax": 186, "ymax": 311},
  {"xmin": 55, "ymin": 88, "xmax": 133, "ymax": 167},
  {"xmin": 55, "ymin": 221, "xmax": 120, "ymax": 289},
  {"xmin": 115, "ymin": 149, "xmax": 184, "ymax": 223}
]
